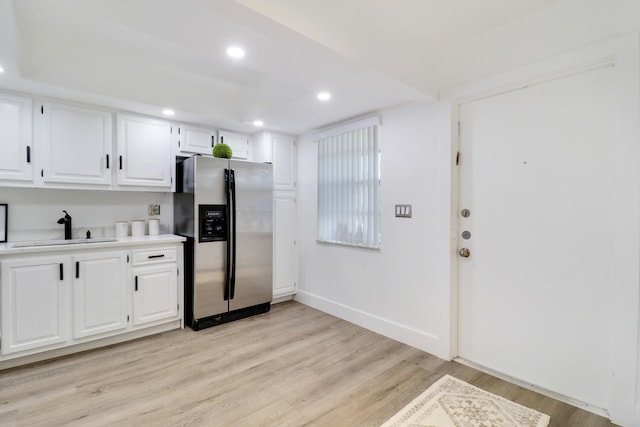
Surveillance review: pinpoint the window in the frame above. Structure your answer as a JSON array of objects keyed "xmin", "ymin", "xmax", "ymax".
[{"xmin": 316, "ymin": 116, "xmax": 381, "ymax": 248}]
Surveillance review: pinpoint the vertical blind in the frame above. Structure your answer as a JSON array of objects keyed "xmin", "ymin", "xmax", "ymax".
[{"xmin": 316, "ymin": 117, "xmax": 381, "ymax": 248}]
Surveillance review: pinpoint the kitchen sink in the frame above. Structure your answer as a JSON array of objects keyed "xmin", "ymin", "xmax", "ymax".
[{"xmin": 13, "ymin": 237, "xmax": 118, "ymax": 248}]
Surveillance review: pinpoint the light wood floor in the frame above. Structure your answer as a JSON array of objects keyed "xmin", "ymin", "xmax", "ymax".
[{"xmin": 0, "ymin": 301, "xmax": 616, "ymax": 426}]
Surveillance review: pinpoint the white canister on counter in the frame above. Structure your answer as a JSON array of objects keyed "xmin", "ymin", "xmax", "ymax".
[
  {"xmin": 148, "ymin": 219, "xmax": 160, "ymax": 236},
  {"xmin": 131, "ymin": 220, "xmax": 146, "ymax": 236},
  {"xmin": 115, "ymin": 221, "xmax": 128, "ymax": 237}
]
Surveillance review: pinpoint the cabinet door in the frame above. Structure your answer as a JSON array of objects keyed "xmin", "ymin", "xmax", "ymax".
[
  {"xmin": 1, "ymin": 255, "xmax": 68, "ymax": 355},
  {"xmin": 116, "ymin": 114, "xmax": 172, "ymax": 188},
  {"xmin": 272, "ymin": 134, "xmax": 296, "ymax": 191},
  {"xmin": 132, "ymin": 264, "xmax": 178, "ymax": 326},
  {"xmin": 178, "ymin": 124, "xmax": 217, "ymax": 155},
  {"xmin": 40, "ymin": 102, "xmax": 112, "ymax": 186},
  {"xmin": 0, "ymin": 93, "xmax": 33, "ymax": 183},
  {"xmin": 273, "ymin": 194, "xmax": 296, "ymax": 298},
  {"xmin": 219, "ymin": 130, "xmax": 249, "ymax": 160},
  {"xmin": 73, "ymin": 251, "xmax": 128, "ymax": 339}
]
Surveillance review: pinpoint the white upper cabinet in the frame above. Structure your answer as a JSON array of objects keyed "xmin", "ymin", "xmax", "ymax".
[
  {"xmin": 252, "ymin": 131, "xmax": 296, "ymax": 191},
  {"xmin": 177, "ymin": 124, "xmax": 217, "ymax": 156},
  {"xmin": 272, "ymin": 134, "xmax": 296, "ymax": 191},
  {"xmin": 0, "ymin": 93, "xmax": 33, "ymax": 184},
  {"xmin": 116, "ymin": 114, "xmax": 173, "ymax": 189},
  {"xmin": 218, "ymin": 130, "xmax": 249, "ymax": 160},
  {"xmin": 40, "ymin": 101, "xmax": 112, "ymax": 187}
]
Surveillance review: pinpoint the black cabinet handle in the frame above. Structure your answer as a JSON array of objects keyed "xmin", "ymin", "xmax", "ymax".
[
  {"xmin": 75, "ymin": 261, "xmax": 79, "ymax": 278},
  {"xmin": 135, "ymin": 276, "xmax": 138, "ymax": 291},
  {"xmin": 148, "ymin": 254, "xmax": 165, "ymax": 259},
  {"xmin": 119, "ymin": 156, "xmax": 123, "ymax": 170},
  {"xmin": 106, "ymin": 154, "xmax": 110, "ymax": 169},
  {"xmin": 211, "ymin": 135, "xmax": 215, "ymax": 147},
  {"xmin": 59, "ymin": 263, "xmax": 64, "ymax": 281},
  {"xmin": 26, "ymin": 146, "xmax": 31, "ymax": 163}
]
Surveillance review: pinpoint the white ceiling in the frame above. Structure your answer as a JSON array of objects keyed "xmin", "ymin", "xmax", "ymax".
[{"xmin": 0, "ymin": 0, "xmax": 557, "ymax": 135}]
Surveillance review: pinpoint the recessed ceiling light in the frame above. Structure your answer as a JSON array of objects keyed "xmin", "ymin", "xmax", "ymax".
[
  {"xmin": 0, "ymin": 66, "xmax": 5, "ymax": 73},
  {"xmin": 227, "ymin": 46, "xmax": 246, "ymax": 59},
  {"xmin": 162, "ymin": 109, "xmax": 175, "ymax": 116},
  {"xmin": 317, "ymin": 92, "xmax": 331, "ymax": 101},
  {"xmin": 253, "ymin": 120, "xmax": 264, "ymax": 127}
]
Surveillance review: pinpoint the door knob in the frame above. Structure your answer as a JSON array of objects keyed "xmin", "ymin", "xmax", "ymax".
[{"xmin": 458, "ymin": 248, "xmax": 470, "ymax": 258}]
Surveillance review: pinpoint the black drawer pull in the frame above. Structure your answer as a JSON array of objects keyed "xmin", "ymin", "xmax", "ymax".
[{"xmin": 148, "ymin": 254, "xmax": 165, "ymax": 259}]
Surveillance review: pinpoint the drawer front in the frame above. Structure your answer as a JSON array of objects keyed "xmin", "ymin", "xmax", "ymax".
[{"xmin": 131, "ymin": 247, "xmax": 177, "ymax": 265}]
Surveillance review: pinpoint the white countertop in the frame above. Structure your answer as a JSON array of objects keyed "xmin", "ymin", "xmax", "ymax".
[{"xmin": 0, "ymin": 234, "xmax": 187, "ymax": 256}]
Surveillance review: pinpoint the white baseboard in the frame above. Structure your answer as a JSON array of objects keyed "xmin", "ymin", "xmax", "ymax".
[
  {"xmin": 272, "ymin": 294, "xmax": 294, "ymax": 304},
  {"xmin": 294, "ymin": 290, "xmax": 443, "ymax": 358}
]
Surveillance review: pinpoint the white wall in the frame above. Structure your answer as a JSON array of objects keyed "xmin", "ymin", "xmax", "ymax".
[
  {"xmin": 0, "ymin": 187, "xmax": 173, "ymax": 242},
  {"xmin": 295, "ymin": 102, "xmax": 453, "ymax": 359}
]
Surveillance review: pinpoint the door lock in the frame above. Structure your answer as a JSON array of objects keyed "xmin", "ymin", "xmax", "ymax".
[{"xmin": 458, "ymin": 248, "xmax": 471, "ymax": 258}]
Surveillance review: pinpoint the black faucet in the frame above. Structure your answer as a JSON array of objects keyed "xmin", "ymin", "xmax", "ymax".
[{"xmin": 57, "ymin": 210, "xmax": 72, "ymax": 240}]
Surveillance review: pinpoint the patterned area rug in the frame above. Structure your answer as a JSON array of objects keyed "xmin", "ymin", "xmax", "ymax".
[{"xmin": 381, "ymin": 375, "xmax": 550, "ymax": 427}]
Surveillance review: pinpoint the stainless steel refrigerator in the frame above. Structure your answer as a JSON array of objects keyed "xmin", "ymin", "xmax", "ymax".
[{"xmin": 174, "ymin": 156, "xmax": 272, "ymax": 330}]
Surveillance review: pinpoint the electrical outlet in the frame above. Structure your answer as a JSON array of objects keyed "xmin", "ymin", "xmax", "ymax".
[{"xmin": 148, "ymin": 204, "xmax": 160, "ymax": 216}]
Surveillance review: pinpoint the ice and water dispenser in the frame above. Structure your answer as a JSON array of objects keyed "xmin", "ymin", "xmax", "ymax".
[{"xmin": 198, "ymin": 204, "xmax": 227, "ymax": 242}]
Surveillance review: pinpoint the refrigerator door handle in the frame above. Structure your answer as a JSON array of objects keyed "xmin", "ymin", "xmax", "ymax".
[
  {"xmin": 230, "ymin": 169, "xmax": 237, "ymax": 299},
  {"xmin": 224, "ymin": 168, "xmax": 231, "ymax": 301}
]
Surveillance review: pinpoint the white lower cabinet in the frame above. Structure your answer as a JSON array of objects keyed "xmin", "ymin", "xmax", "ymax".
[
  {"xmin": 1, "ymin": 255, "xmax": 68, "ymax": 355},
  {"xmin": 0, "ymin": 239, "xmax": 183, "ymax": 363},
  {"xmin": 131, "ymin": 246, "xmax": 178, "ymax": 326},
  {"xmin": 132, "ymin": 264, "xmax": 178, "ymax": 326},
  {"xmin": 73, "ymin": 251, "xmax": 128, "ymax": 339},
  {"xmin": 273, "ymin": 193, "xmax": 296, "ymax": 298}
]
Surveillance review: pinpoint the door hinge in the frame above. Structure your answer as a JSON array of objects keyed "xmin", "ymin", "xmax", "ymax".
[{"xmin": 456, "ymin": 151, "xmax": 460, "ymax": 166}]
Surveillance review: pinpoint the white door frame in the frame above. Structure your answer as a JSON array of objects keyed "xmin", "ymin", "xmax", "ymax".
[{"xmin": 443, "ymin": 34, "xmax": 640, "ymax": 426}]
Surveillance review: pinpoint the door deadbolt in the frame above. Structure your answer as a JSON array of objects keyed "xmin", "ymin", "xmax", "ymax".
[
  {"xmin": 461, "ymin": 209, "xmax": 471, "ymax": 218},
  {"xmin": 458, "ymin": 248, "xmax": 470, "ymax": 258}
]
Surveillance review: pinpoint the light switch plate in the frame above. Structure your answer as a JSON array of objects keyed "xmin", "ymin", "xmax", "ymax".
[
  {"xmin": 148, "ymin": 204, "xmax": 160, "ymax": 216},
  {"xmin": 395, "ymin": 204, "xmax": 412, "ymax": 218}
]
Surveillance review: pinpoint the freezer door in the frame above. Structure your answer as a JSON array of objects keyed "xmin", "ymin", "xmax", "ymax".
[
  {"xmin": 193, "ymin": 156, "xmax": 230, "ymax": 319},
  {"xmin": 229, "ymin": 160, "xmax": 273, "ymax": 311}
]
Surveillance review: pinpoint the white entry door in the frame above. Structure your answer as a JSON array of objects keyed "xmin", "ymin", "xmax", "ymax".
[{"xmin": 457, "ymin": 65, "xmax": 615, "ymax": 411}]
